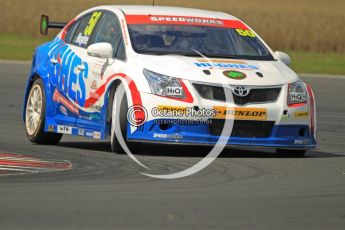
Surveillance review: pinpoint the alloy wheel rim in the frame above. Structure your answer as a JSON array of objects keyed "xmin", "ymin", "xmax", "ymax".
[{"xmin": 26, "ymin": 84, "xmax": 43, "ymax": 136}]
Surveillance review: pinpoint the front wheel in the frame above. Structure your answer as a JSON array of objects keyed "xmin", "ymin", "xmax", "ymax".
[
  {"xmin": 276, "ymin": 149, "xmax": 306, "ymax": 157},
  {"xmin": 25, "ymin": 78, "xmax": 62, "ymax": 145},
  {"xmin": 111, "ymin": 84, "xmax": 126, "ymax": 153},
  {"xmin": 110, "ymin": 84, "xmax": 140, "ymax": 154}
]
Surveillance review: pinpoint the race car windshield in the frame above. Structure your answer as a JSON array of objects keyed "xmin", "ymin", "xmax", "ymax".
[{"xmin": 128, "ymin": 24, "xmax": 274, "ymax": 60}]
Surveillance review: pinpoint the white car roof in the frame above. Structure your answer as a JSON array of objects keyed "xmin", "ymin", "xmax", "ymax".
[{"xmin": 100, "ymin": 5, "xmax": 238, "ymax": 20}]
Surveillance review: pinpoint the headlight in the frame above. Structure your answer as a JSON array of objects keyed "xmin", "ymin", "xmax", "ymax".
[
  {"xmin": 287, "ymin": 80, "xmax": 307, "ymax": 106},
  {"xmin": 143, "ymin": 69, "xmax": 186, "ymax": 99}
]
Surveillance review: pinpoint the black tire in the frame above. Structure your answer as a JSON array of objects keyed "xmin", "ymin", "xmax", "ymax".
[
  {"xmin": 111, "ymin": 84, "xmax": 128, "ymax": 154},
  {"xmin": 25, "ymin": 78, "xmax": 62, "ymax": 145},
  {"xmin": 110, "ymin": 84, "xmax": 140, "ymax": 154},
  {"xmin": 276, "ymin": 149, "xmax": 306, "ymax": 157}
]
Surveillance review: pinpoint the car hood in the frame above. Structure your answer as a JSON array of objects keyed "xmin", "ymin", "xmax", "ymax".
[{"xmin": 133, "ymin": 54, "xmax": 299, "ymax": 86}]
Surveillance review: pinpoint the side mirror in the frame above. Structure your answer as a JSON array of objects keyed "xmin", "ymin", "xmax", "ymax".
[
  {"xmin": 40, "ymin": 15, "xmax": 49, "ymax": 35},
  {"xmin": 275, "ymin": 51, "xmax": 291, "ymax": 66},
  {"xmin": 87, "ymin": 43, "xmax": 113, "ymax": 59}
]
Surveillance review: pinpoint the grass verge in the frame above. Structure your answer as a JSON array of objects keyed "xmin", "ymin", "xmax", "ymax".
[
  {"xmin": 288, "ymin": 51, "xmax": 345, "ymax": 75},
  {"xmin": 0, "ymin": 33, "xmax": 344, "ymax": 75},
  {"xmin": 0, "ymin": 34, "xmax": 51, "ymax": 60}
]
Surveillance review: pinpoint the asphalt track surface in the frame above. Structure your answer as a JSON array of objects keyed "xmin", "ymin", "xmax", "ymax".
[{"xmin": 0, "ymin": 62, "xmax": 344, "ymax": 229}]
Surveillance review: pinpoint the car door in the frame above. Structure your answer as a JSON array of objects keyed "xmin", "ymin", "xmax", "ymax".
[
  {"xmin": 75, "ymin": 11, "xmax": 127, "ymax": 133},
  {"xmin": 50, "ymin": 12, "xmax": 102, "ymax": 130},
  {"xmin": 47, "ymin": 20, "xmax": 80, "ymax": 127}
]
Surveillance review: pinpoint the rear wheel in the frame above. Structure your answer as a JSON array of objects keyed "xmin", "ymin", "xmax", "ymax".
[
  {"xmin": 25, "ymin": 78, "xmax": 62, "ymax": 145},
  {"xmin": 276, "ymin": 149, "xmax": 306, "ymax": 157}
]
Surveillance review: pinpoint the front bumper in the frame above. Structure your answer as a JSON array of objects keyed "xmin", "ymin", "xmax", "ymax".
[
  {"xmin": 127, "ymin": 119, "xmax": 316, "ymax": 149},
  {"xmin": 126, "ymin": 82, "xmax": 317, "ymax": 150}
]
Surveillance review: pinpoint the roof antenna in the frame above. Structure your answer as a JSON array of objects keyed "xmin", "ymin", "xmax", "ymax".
[{"xmin": 153, "ymin": 0, "xmax": 155, "ymax": 6}]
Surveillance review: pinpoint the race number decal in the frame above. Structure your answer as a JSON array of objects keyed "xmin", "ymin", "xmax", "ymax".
[
  {"xmin": 84, "ymin": 12, "xmax": 102, "ymax": 36},
  {"xmin": 235, "ymin": 29, "xmax": 256, "ymax": 37}
]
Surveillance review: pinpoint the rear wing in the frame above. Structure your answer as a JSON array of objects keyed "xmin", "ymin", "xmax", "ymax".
[{"xmin": 40, "ymin": 15, "xmax": 67, "ymax": 35}]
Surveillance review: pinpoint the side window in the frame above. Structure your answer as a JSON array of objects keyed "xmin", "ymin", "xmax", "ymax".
[
  {"xmin": 65, "ymin": 21, "xmax": 80, "ymax": 44},
  {"xmin": 71, "ymin": 11, "xmax": 102, "ymax": 48},
  {"xmin": 90, "ymin": 12, "xmax": 126, "ymax": 60},
  {"xmin": 117, "ymin": 42, "xmax": 126, "ymax": 60}
]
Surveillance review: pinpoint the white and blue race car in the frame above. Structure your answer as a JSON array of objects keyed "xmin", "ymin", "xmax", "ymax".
[{"xmin": 23, "ymin": 5, "xmax": 317, "ymax": 156}]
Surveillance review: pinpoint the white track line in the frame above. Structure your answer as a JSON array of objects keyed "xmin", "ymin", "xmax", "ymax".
[
  {"xmin": 0, "ymin": 165, "xmax": 60, "ymax": 170},
  {"xmin": 0, "ymin": 157, "xmax": 65, "ymax": 163},
  {"xmin": 0, "ymin": 167, "xmax": 36, "ymax": 172}
]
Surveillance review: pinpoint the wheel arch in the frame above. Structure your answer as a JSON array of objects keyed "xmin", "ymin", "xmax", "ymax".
[
  {"xmin": 104, "ymin": 79, "xmax": 126, "ymax": 136},
  {"xmin": 23, "ymin": 72, "xmax": 41, "ymax": 121},
  {"xmin": 22, "ymin": 70, "xmax": 53, "ymax": 122}
]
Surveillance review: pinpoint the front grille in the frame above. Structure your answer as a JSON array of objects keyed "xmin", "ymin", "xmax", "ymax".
[
  {"xmin": 233, "ymin": 88, "xmax": 281, "ymax": 105},
  {"xmin": 193, "ymin": 83, "xmax": 281, "ymax": 105},
  {"xmin": 209, "ymin": 120, "xmax": 275, "ymax": 138}
]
